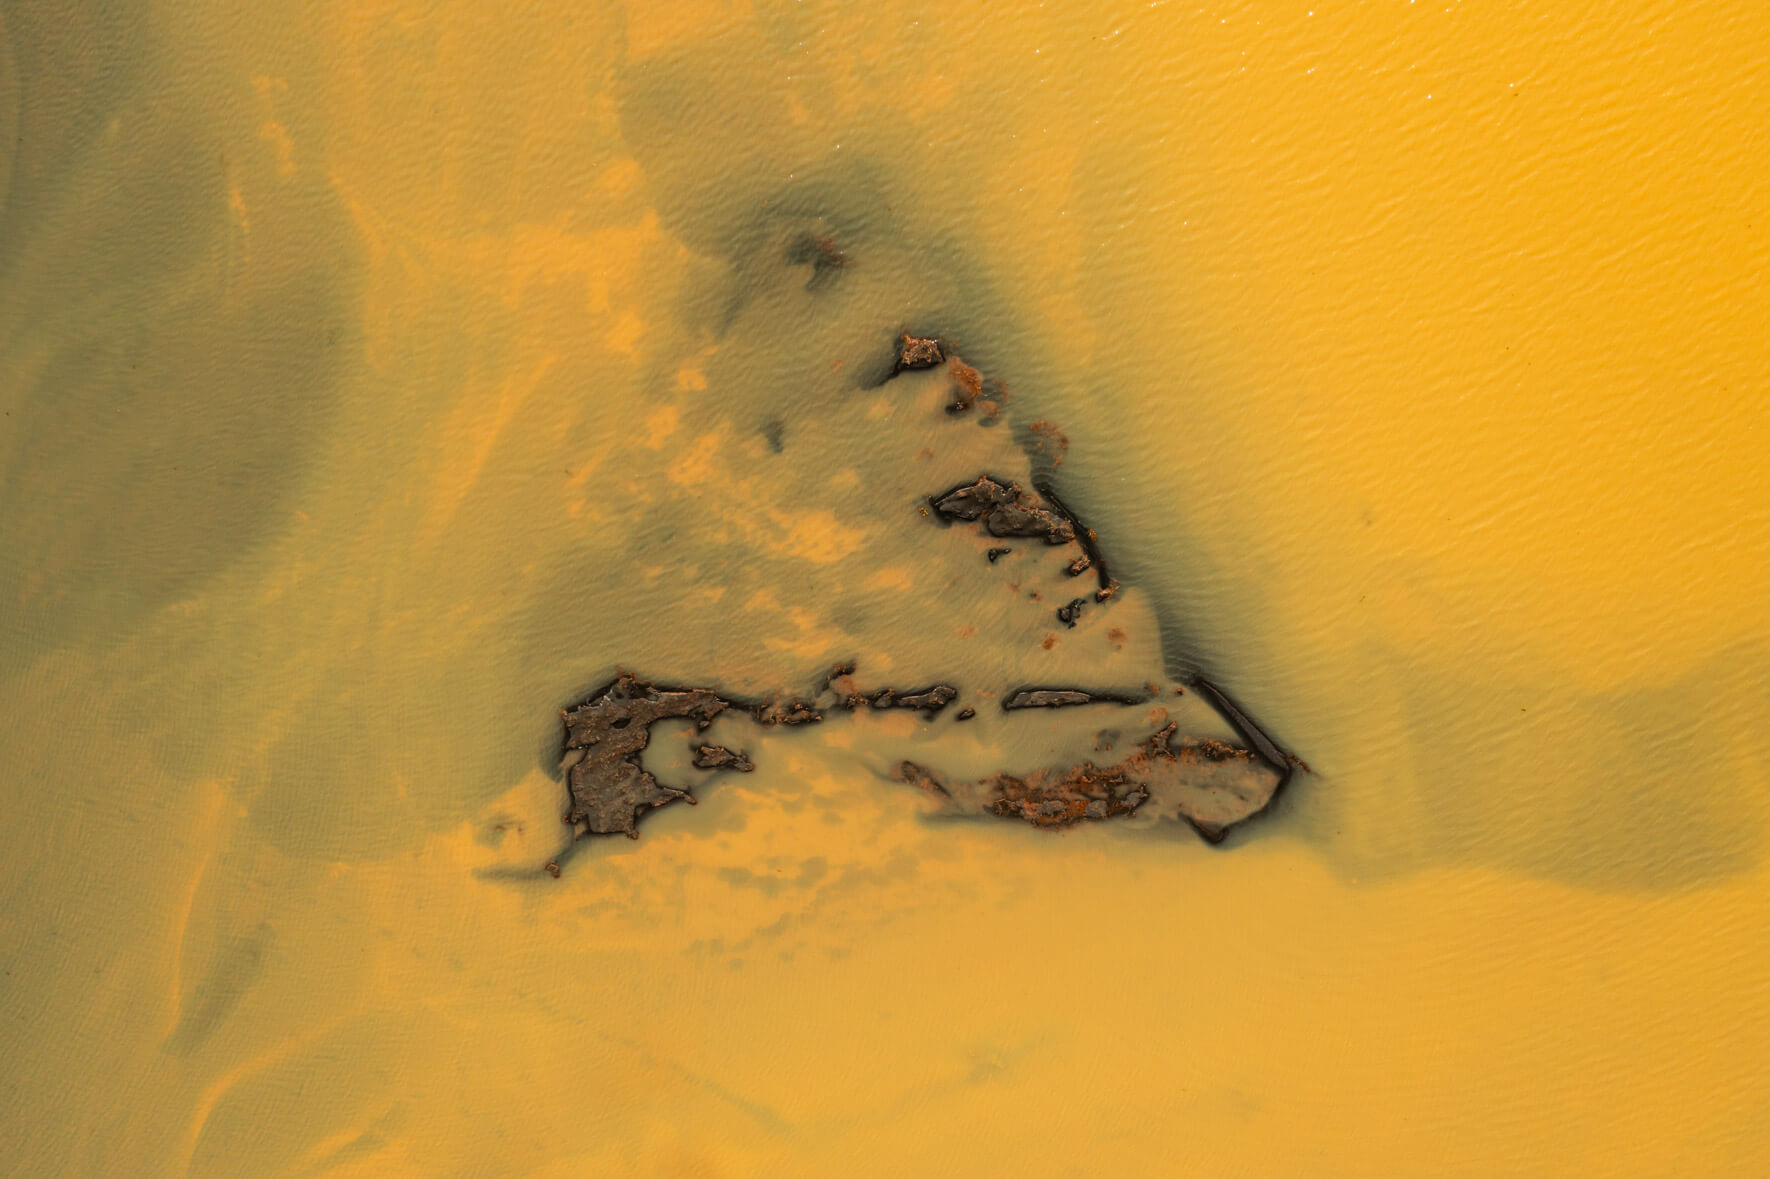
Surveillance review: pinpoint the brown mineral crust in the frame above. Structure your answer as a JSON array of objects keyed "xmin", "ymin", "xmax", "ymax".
[
  {"xmin": 930, "ymin": 475, "xmax": 1075, "ymax": 545},
  {"xmin": 692, "ymin": 744, "xmax": 755, "ymax": 772},
  {"xmin": 830, "ymin": 675, "xmax": 960, "ymax": 716},
  {"xmin": 787, "ymin": 232, "xmax": 849, "ymax": 283},
  {"xmin": 992, "ymin": 723, "xmax": 1276, "ymax": 840},
  {"xmin": 929, "ymin": 474, "xmax": 1011, "ymax": 521},
  {"xmin": 1190, "ymin": 677, "xmax": 1294, "ymax": 780},
  {"xmin": 989, "ymin": 500, "xmax": 1075, "ymax": 543},
  {"xmin": 561, "ymin": 674, "xmax": 732, "ymax": 838},
  {"xmin": 897, "ymin": 334, "xmax": 945, "ymax": 370},
  {"xmin": 818, "ymin": 660, "xmax": 858, "ymax": 690},
  {"xmin": 753, "ymin": 696, "xmax": 824, "ymax": 726},
  {"xmin": 989, "ymin": 763, "xmax": 1150, "ymax": 828},
  {"xmin": 946, "ymin": 359, "xmax": 984, "ymax": 413},
  {"xmin": 1137, "ymin": 722, "xmax": 1285, "ymax": 843},
  {"xmin": 1029, "ymin": 418, "xmax": 1069, "ymax": 466}
]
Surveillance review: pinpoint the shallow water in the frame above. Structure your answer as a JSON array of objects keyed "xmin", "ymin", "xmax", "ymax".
[{"xmin": 3, "ymin": 3, "xmax": 1768, "ymax": 1175}]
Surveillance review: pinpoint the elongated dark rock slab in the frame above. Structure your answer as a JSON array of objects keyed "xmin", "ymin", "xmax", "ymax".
[
  {"xmin": 859, "ymin": 685, "xmax": 959, "ymax": 714},
  {"xmin": 1002, "ymin": 688, "xmax": 1146, "ymax": 710}
]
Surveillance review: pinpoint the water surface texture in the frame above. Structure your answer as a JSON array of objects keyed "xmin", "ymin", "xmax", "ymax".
[{"xmin": 3, "ymin": 3, "xmax": 1768, "ymax": 1175}]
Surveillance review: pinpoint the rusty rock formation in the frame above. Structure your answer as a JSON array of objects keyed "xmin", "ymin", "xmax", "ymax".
[{"xmin": 894, "ymin": 722, "xmax": 1285, "ymax": 843}]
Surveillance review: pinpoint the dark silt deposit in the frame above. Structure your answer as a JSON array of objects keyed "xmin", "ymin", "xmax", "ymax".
[
  {"xmin": 928, "ymin": 474, "xmax": 1120, "ymax": 605},
  {"xmin": 551, "ymin": 320, "xmax": 1302, "ymax": 858}
]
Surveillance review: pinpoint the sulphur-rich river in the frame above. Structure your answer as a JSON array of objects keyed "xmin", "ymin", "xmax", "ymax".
[{"xmin": 3, "ymin": 3, "xmax": 1767, "ymax": 1175}]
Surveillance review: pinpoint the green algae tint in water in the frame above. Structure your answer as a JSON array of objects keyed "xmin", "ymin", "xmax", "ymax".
[{"xmin": 4, "ymin": 3, "xmax": 1770, "ymax": 1176}]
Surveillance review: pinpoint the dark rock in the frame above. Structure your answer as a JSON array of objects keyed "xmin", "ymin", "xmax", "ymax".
[
  {"xmin": 754, "ymin": 697, "xmax": 823, "ymax": 726},
  {"xmin": 930, "ymin": 476, "xmax": 1074, "ymax": 545},
  {"xmin": 1056, "ymin": 598, "xmax": 1087, "ymax": 628},
  {"xmin": 986, "ymin": 547, "xmax": 1012, "ymax": 563},
  {"xmin": 954, "ymin": 707, "xmax": 976, "ymax": 721},
  {"xmin": 1066, "ymin": 554, "xmax": 1092, "ymax": 576},
  {"xmin": 692, "ymin": 744, "xmax": 754, "ymax": 772},
  {"xmin": 864, "ymin": 684, "xmax": 959, "ymax": 715},
  {"xmin": 891, "ymin": 685, "xmax": 960, "ymax": 714},
  {"xmin": 1002, "ymin": 688, "xmax": 1143, "ymax": 710},
  {"xmin": 1032, "ymin": 480, "xmax": 1113, "ymax": 596},
  {"xmin": 896, "ymin": 334, "xmax": 945, "ymax": 370},
  {"xmin": 1188, "ymin": 676, "xmax": 1298, "ymax": 793},
  {"xmin": 946, "ymin": 360, "xmax": 984, "ymax": 413},
  {"xmin": 560, "ymin": 674, "xmax": 732, "ymax": 838},
  {"xmin": 894, "ymin": 721, "xmax": 1284, "ymax": 842},
  {"xmin": 1137, "ymin": 721, "xmax": 1282, "ymax": 842}
]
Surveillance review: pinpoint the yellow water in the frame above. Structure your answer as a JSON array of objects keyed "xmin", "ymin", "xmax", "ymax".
[{"xmin": 3, "ymin": 2, "xmax": 1767, "ymax": 1175}]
